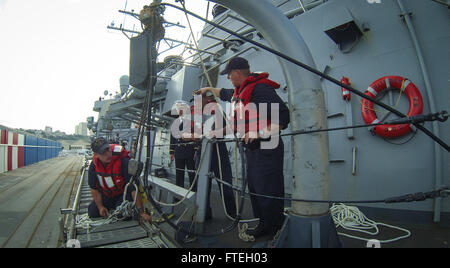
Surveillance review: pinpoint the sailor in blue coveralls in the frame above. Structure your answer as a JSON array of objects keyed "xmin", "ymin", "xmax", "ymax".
[{"xmin": 196, "ymin": 57, "xmax": 290, "ymax": 237}]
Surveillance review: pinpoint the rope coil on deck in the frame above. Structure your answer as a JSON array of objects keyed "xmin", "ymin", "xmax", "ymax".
[
  {"xmin": 330, "ymin": 203, "xmax": 411, "ymax": 243},
  {"xmin": 75, "ymin": 182, "xmax": 138, "ymax": 232}
]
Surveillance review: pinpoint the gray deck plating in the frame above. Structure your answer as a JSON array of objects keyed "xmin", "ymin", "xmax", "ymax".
[
  {"xmin": 98, "ymin": 237, "xmax": 160, "ymax": 248},
  {"xmin": 77, "ymin": 225, "xmax": 149, "ymax": 248}
]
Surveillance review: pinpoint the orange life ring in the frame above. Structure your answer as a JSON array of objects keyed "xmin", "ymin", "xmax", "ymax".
[{"xmin": 361, "ymin": 76, "xmax": 423, "ymax": 138}]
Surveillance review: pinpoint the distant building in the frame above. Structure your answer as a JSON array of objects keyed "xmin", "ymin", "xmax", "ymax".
[
  {"xmin": 69, "ymin": 144, "xmax": 84, "ymax": 150},
  {"xmin": 45, "ymin": 126, "xmax": 52, "ymax": 133},
  {"xmin": 75, "ymin": 122, "xmax": 88, "ymax": 136}
]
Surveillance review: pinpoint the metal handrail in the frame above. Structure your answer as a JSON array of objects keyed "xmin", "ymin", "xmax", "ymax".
[{"xmin": 67, "ymin": 161, "xmax": 88, "ymax": 240}]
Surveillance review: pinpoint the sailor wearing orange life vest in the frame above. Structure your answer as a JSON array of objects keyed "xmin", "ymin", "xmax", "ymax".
[
  {"xmin": 196, "ymin": 57, "xmax": 290, "ymax": 238},
  {"xmin": 88, "ymin": 137, "xmax": 151, "ymax": 221}
]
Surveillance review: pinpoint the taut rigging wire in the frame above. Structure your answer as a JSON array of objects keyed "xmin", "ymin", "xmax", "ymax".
[{"xmin": 141, "ymin": 111, "xmax": 449, "ymax": 147}]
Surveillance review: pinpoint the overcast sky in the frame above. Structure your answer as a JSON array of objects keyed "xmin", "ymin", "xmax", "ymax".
[{"xmin": 0, "ymin": 0, "xmax": 208, "ymax": 134}]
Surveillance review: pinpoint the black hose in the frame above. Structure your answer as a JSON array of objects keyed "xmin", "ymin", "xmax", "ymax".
[{"xmin": 142, "ymin": 30, "xmax": 154, "ymax": 192}]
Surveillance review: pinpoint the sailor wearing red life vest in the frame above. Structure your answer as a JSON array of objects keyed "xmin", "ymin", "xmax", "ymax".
[
  {"xmin": 196, "ymin": 57, "xmax": 290, "ymax": 238},
  {"xmin": 88, "ymin": 137, "xmax": 151, "ymax": 221}
]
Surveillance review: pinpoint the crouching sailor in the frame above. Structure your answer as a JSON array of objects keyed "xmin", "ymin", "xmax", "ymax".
[{"xmin": 88, "ymin": 137, "xmax": 151, "ymax": 221}]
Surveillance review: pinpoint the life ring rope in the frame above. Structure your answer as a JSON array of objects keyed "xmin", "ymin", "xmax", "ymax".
[
  {"xmin": 359, "ymin": 78, "xmax": 406, "ymax": 115},
  {"xmin": 361, "ymin": 76, "xmax": 424, "ymax": 138}
]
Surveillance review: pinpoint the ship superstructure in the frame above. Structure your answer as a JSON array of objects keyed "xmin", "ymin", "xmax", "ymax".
[{"xmin": 80, "ymin": 0, "xmax": 449, "ymax": 248}]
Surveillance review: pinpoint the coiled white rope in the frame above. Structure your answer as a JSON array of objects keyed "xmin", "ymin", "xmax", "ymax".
[
  {"xmin": 75, "ymin": 183, "xmax": 138, "ymax": 233},
  {"xmin": 330, "ymin": 203, "xmax": 411, "ymax": 244},
  {"xmin": 75, "ymin": 201, "xmax": 136, "ymax": 233},
  {"xmin": 238, "ymin": 223, "xmax": 255, "ymax": 242}
]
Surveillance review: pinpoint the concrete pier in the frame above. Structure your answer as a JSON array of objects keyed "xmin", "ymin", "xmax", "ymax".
[{"xmin": 0, "ymin": 155, "xmax": 82, "ymax": 248}]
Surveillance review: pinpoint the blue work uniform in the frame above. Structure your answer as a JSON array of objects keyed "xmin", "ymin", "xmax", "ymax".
[
  {"xmin": 220, "ymin": 75, "xmax": 290, "ymax": 230},
  {"xmin": 170, "ymin": 118, "xmax": 197, "ymax": 188}
]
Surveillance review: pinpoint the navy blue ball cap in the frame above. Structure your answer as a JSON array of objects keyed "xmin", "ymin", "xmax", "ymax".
[
  {"xmin": 220, "ymin": 57, "xmax": 250, "ymax": 75},
  {"xmin": 91, "ymin": 137, "xmax": 110, "ymax": 154}
]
